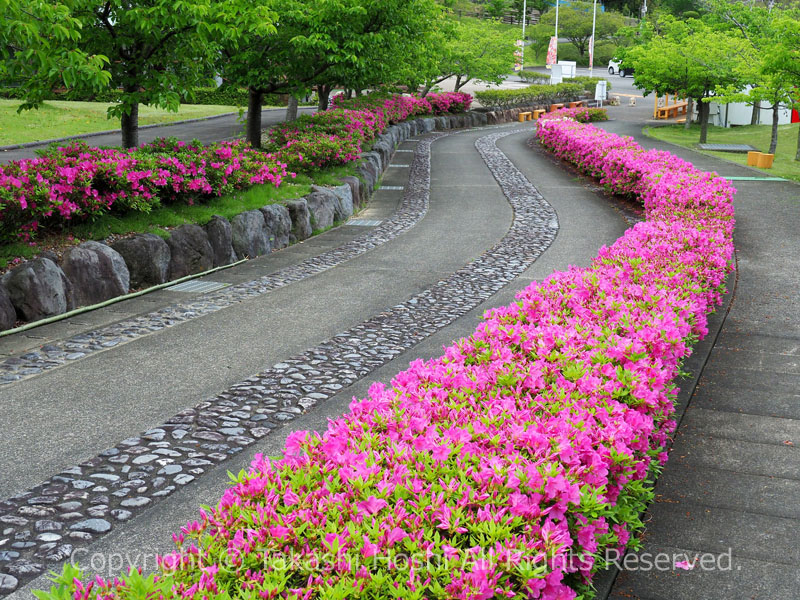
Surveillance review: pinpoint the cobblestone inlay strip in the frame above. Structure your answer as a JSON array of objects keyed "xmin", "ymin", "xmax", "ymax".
[
  {"xmin": 0, "ymin": 133, "xmax": 450, "ymax": 386},
  {"xmin": 0, "ymin": 127, "xmax": 557, "ymax": 595}
]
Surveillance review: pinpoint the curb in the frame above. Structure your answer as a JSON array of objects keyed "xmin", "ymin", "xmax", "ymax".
[{"xmin": 0, "ymin": 106, "xmax": 316, "ymax": 152}]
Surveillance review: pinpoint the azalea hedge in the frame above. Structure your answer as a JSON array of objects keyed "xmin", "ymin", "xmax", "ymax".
[
  {"xmin": 43, "ymin": 114, "xmax": 735, "ymax": 599},
  {"xmin": 0, "ymin": 92, "xmax": 471, "ymax": 244}
]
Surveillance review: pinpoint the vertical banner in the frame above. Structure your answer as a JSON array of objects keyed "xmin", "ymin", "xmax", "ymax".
[
  {"xmin": 588, "ymin": 35, "xmax": 594, "ymax": 71},
  {"xmin": 546, "ymin": 36, "xmax": 558, "ymax": 66},
  {"xmin": 514, "ymin": 39, "xmax": 524, "ymax": 72}
]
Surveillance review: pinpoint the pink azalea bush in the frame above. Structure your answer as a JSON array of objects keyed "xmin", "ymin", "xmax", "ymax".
[
  {"xmin": 45, "ymin": 120, "xmax": 735, "ymax": 599},
  {"xmin": 0, "ymin": 139, "xmax": 292, "ymax": 243},
  {"xmin": 0, "ymin": 93, "xmax": 474, "ymax": 244}
]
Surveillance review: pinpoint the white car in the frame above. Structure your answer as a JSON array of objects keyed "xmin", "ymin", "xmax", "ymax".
[{"xmin": 608, "ymin": 58, "xmax": 634, "ymax": 77}]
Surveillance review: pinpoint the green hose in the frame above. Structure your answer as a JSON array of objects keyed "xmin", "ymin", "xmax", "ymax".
[{"xmin": 0, "ymin": 258, "xmax": 249, "ymax": 338}]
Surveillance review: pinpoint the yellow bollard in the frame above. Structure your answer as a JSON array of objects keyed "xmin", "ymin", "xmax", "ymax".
[{"xmin": 756, "ymin": 153, "xmax": 774, "ymax": 169}]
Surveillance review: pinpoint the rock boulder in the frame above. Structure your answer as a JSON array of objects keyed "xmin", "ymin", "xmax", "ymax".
[
  {"xmin": 62, "ymin": 241, "xmax": 130, "ymax": 306},
  {"xmin": 0, "ymin": 285, "xmax": 16, "ymax": 331},
  {"xmin": 284, "ymin": 199, "xmax": 312, "ymax": 242},
  {"xmin": 167, "ymin": 225, "xmax": 214, "ymax": 279},
  {"xmin": 231, "ymin": 210, "xmax": 270, "ymax": 259},
  {"xmin": 204, "ymin": 216, "xmax": 236, "ymax": 267},
  {"xmin": 112, "ymin": 234, "xmax": 170, "ymax": 289},
  {"xmin": 2, "ymin": 258, "xmax": 73, "ymax": 322},
  {"xmin": 260, "ymin": 204, "xmax": 292, "ymax": 250}
]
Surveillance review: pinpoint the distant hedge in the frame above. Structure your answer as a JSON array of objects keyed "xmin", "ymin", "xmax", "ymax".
[
  {"xmin": 564, "ymin": 76, "xmax": 612, "ymax": 94},
  {"xmin": 517, "ymin": 71, "xmax": 550, "ymax": 83},
  {"xmin": 474, "ymin": 82, "xmax": 584, "ymax": 109}
]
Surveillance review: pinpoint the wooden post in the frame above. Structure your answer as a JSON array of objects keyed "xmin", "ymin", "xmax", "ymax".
[{"xmin": 653, "ymin": 94, "xmax": 658, "ymax": 119}]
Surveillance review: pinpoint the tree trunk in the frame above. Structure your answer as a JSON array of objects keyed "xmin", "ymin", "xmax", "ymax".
[
  {"xmin": 344, "ymin": 89, "xmax": 353, "ymax": 99},
  {"xmin": 354, "ymin": 89, "xmax": 362, "ymax": 97},
  {"xmin": 684, "ymin": 97, "xmax": 693, "ymax": 130},
  {"xmin": 285, "ymin": 95, "xmax": 298, "ymax": 122},
  {"xmin": 751, "ymin": 100, "xmax": 760, "ymax": 125},
  {"xmin": 795, "ymin": 123, "xmax": 800, "ymax": 161},
  {"xmin": 454, "ymin": 75, "xmax": 462, "ymax": 92},
  {"xmin": 120, "ymin": 102, "xmax": 139, "ymax": 149},
  {"xmin": 247, "ymin": 88, "xmax": 263, "ymax": 148},
  {"xmin": 420, "ymin": 85, "xmax": 431, "ymax": 98},
  {"xmin": 769, "ymin": 102, "xmax": 779, "ymax": 155},
  {"xmin": 317, "ymin": 85, "xmax": 330, "ymax": 111},
  {"xmin": 698, "ymin": 100, "xmax": 710, "ymax": 144}
]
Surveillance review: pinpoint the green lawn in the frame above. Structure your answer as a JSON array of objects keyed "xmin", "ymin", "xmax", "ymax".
[
  {"xmin": 0, "ymin": 100, "xmax": 241, "ymax": 145},
  {"xmin": 644, "ymin": 122, "xmax": 800, "ymax": 183}
]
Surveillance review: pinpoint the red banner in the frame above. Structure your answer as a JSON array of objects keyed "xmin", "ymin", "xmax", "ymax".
[{"xmin": 546, "ymin": 36, "xmax": 558, "ymax": 66}]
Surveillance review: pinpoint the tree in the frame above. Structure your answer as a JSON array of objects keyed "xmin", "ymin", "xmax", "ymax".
[
  {"xmin": 484, "ymin": 0, "xmax": 509, "ymax": 18},
  {"xmin": 308, "ymin": 0, "xmax": 443, "ymax": 108},
  {"xmin": 762, "ymin": 15, "xmax": 800, "ymax": 161},
  {"xmin": 536, "ymin": 2, "xmax": 624, "ymax": 57},
  {"xmin": 219, "ymin": 0, "xmax": 442, "ymax": 147},
  {"xmin": 627, "ymin": 18, "xmax": 754, "ymax": 143},
  {"xmin": 0, "ymin": 0, "xmax": 110, "ymax": 109},
  {"xmin": 68, "ymin": 0, "xmax": 264, "ymax": 148},
  {"xmin": 422, "ymin": 18, "xmax": 518, "ymax": 95}
]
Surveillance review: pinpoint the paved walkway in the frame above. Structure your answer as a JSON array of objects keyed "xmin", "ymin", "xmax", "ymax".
[
  {"xmin": 0, "ymin": 121, "xmax": 630, "ymax": 597},
  {"xmin": 0, "ymin": 106, "xmax": 316, "ymax": 163},
  {"xmin": 599, "ymin": 105, "xmax": 800, "ymax": 599}
]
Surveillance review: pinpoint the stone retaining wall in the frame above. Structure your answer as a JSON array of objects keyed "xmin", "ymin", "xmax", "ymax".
[{"xmin": 0, "ymin": 109, "xmax": 526, "ymax": 331}]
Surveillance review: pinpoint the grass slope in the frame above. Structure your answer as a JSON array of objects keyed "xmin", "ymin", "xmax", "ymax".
[
  {"xmin": 645, "ymin": 122, "xmax": 800, "ymax": 183},
  {"xmin": 0, "ymin": 100, "xmax": 242, "ymax": 145}
]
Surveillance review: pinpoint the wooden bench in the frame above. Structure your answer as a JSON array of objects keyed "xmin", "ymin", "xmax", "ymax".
[
  {"xmin": 550, "ymin": 103, "xmax": 564, "ymax": 112},
  {"xmin": 533, "ymin": 109, "xmax": 546, "ymax": 120},
  {"xmin": 518, "ymin": 111, "xmax": 533, "ymax": 122},
  {"xmin": 655, "ymin": 101, "xmax": 689, "ymax": 120},
  {"xmin": 568, "ymin": 100, "xmax": 584, "ymax": 108}
]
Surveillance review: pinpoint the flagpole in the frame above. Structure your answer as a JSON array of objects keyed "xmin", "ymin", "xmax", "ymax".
[
  {"xmin": 555, "ymin": 0, "xmax": 560, "ymax": 41},
  {"xmin": 521, "ymin": 0, "xmax": 527, "ymax": 69},
  {"xmin": 590, "ymin": 0, "xmax": 597, "ymax": 76}
]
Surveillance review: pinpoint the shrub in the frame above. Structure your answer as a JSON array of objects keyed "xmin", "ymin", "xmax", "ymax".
[
  {"xmin": 517, "ymin": 71, "xmax": 551, "ymax": 83},
  {"xmin": 0, "ymin": 139, "xmax": 292, "ymax": 242},
  {"xmin": 540, "ymin": 107, "xmax": 609, "ymax": 122},
  {"xmin": 563, "ymin": 77, "xmax": 612, "ymax": 95},
  {"xmin": 0, "ymin": 92, "xmax": 474, "ymax": 242},
  {"xmin": 474, "ymin": 83, "xmax": 585, "ymax": 109},
  {"xmin": 43, "ymin": 111, "xmax": 734, "ymax": 600}
]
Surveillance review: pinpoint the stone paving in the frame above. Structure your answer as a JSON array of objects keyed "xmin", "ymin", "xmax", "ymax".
[{"xmin": 0, "ymin": 124, "xmax": 562, "ymax": 595}]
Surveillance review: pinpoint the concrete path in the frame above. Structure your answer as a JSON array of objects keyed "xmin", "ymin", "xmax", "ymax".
[
  {"xmin": 0, "ymin": 106, "xmax": 315, "ymax": 163},
  {"xmin": 598, "ymin": 105, "xmax": 800, "ymax": 599},
  {"xmin": 0, "ymin": 121, "xmax": 630, "ymax": 597}
]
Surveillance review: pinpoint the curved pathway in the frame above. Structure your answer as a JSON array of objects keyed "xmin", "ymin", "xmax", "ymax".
[{"xmin": 0, "ymin": 122, "xmax": 631, "ymax": 597}]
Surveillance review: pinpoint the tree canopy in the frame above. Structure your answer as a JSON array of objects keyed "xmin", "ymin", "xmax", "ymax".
[
  {"xmin": 0, "ymin": 0, "xmax": 110, "ymax": 109},
  {"xmin": 421, "ymin": 18, "xmax": 518, "ymax": 94},
  {"xmin": 627, "ymin": 17, "xmax": 754, "ymax": 143}
]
